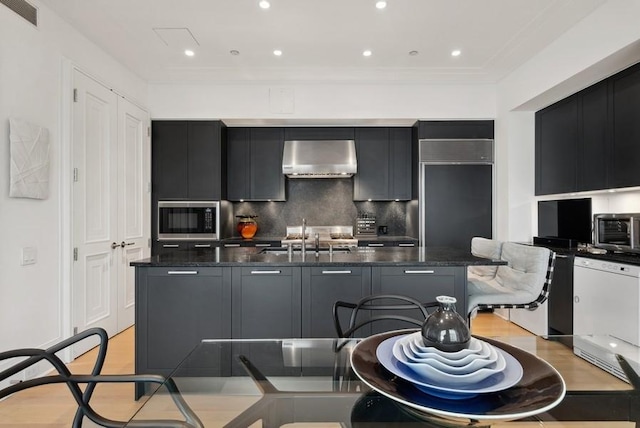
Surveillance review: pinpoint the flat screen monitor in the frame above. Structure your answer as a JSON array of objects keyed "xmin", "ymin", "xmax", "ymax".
[{"xmin": 538, "ymin": 198, "xmax": 592, "ymax": 244}]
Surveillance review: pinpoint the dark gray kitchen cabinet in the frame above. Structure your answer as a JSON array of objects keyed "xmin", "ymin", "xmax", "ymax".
[
  {"xmin": 135, "ymin": 266, "xmax": 231, "ymax": 397},
  {"xmin": 358, "ymin": 239, "xmax": 417, "ymax": 248},
  {"xmin": 610, "ymin": 62, "xmax": 640, "ymax": 188},
  {"xmin": 353, "ymin": 127, "xmax": 412, "ymax": 201},
  {"xmin": 534, "ymin": 61, "xmax": 640, "ymax": 194},
  {"xmin": 547, "ymin": 253, "xmax": 573, "ymax": 335},
  {"xmin": 153, "ymin": 241, "xmax": 220, "ymax": 255},
  {"xmin": 535, "ymin": 96, "xmax": 579, "ymax": 195},
  {"xmin": 578, "ymin": 81, "xmax": 609, "ymax": 192},
  {"xmin": 152, "ymin": 121, "xmax": 188, "ymax": 199},
  {"xmin": 152, "ymin": 120, "xmax": 225, "ymax": 200},
  {"xmin": 301, "ymin": 267, "xmax": 371, "ymax": 338},
  {"xmin": 417, "ymin": 121, "xmax": 494, "ymax": 139},
  {"xmin": 371, "ymin": 266, "xmax": 465, "ymax": 333},
  {"xmin": 284, "ymin": 127, "xmax": 355, "ymax": 141},
  {"xmin": 227, "ymin": 127, "xmax": 285, "ymax": 201},
  {"xmin": 232, "ymin": 266, "xmax": 302, "ymax": 339}
]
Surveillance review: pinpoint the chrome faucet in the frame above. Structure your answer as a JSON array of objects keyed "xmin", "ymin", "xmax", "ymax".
[
  {"xmin": 301, "ymin": 218, "xmax": 307, "ymax": 255},
  {"xmin": 315, "ymin": 232, "xmax": 320, "ymax": 257}
]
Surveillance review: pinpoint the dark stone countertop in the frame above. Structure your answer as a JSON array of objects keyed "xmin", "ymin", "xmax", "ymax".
[
  {"xmin": 131, "ymin": 246, "xmax": 503, "ymax": 268},
  {"xmin": 533, "ymin": 244, "xmax": 640, "ymax": 266}
]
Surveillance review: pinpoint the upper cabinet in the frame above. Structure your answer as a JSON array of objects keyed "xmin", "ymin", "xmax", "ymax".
[
  {"xmin": 610, "ymin": 63, "xmax": 640, "ymax": 188},
  {"xmin": 284, "ymin": 127, "xmax": 355, "ymax": 141},
  {"xmin": 535, "ymin": 96, "xmax": 579, "ymax": 195},
  {"xmin": 152, "ymin": 120, "xmax": 226, "ymax": 200},
  {"xmin": 227, "ymin": 127, "xmax": 286, "ymax": 201},
  {"xmin": 417, "ymin": 120, "xmax": 494, "ymax": 139},
  {"xmin": 353, "ymin": 127, "xmax": 412, "ymax": 201},
  {"xmin": 535, "ymin": 61, "xmax": 640, "ymax": 195}
]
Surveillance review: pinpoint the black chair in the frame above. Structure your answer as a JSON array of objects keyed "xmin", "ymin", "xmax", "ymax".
[
  {"xmin": 332, "ymin": 294, "xmax": 437, "ymax": 393},
  {"xmin": 333, "ymin": 294, "xmax": 436, "ymax": 338},
  {"xmin": 0, "ymin": 327, "xmax": 203, "ymax": 428}
]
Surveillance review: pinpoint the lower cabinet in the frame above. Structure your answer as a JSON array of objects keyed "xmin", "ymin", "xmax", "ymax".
[
  {"xmin": 301, "ymin": 267, "xmax": 372, "ymax": 337},
  {"xmin": 232, "ymin": 266, "xmax": 302, "ymax": 339},
  {"xmin": 135, "ymin": 263, "xmax": 470, "ymax": 395},
  {"xmin": 371, "ymin": 266, "xmax": 465, "ymax": 334},
  {"xmin": 547, "ymin": 254, "xmax": 573, "ymax": 335},
  {"xmin": 135, "ymin": 267, "xmax": 231, "ymax": 397}
]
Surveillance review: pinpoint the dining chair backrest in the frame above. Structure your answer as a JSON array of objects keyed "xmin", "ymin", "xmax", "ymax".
[{"xmin": 333, "ymin": 294, "xmax": 436, "ymax": 338}]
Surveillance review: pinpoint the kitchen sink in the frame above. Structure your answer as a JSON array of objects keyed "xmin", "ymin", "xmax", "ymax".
[{"xmin": 259, "ymin": 247, "xmax": 352, "ymax": 255}]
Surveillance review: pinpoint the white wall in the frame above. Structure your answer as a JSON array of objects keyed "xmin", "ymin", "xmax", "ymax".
[
  {"xmin": 496, "ymin": 0, "xmax": 640, "ymax": 242},
  {"xmin": 148, "ymin": 81, "xmax": 497, "ymax": 122},
  {"xmin": 0, "ymin": 1, "xmax": 147, "ymax": 369}
]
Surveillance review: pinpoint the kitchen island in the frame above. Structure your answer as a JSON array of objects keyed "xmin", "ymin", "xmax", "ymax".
[{"xmin": 131, "ymin": 246, "xmax": 502, "ymax": 397}]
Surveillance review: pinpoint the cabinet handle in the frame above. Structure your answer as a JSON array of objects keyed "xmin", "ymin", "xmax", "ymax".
[
  {"xmin": 224, "ymin": 244, "xmax": 241, "ymax": 247},
  {"xmin": 556, "ymin": 254, "xmax": 568, "ymax": 259},
  {"xmin": 398, "ymin": 243, "xmax": 415, "ymax": 247},
  {"xmin": 255, "ymin": 244, "xmax": 272, "ymax": 247},
  {"xmin": 162, "ymin": 244, "xmax": 179, "ymax": 248},
  {"xmin": 168, "ymin": 270, "xmax": 198, "ymax": 275},
  {"xmin": 194, "ymin": 244, "xmax": 211, "ymax": 248},
  {"xmin": 250, "ymin": 270, "xmax": 281, "ymax": 275},
  {"xmin": 322, "ymin": 270, "xmax": 352, "ymax": 275},
  {"xmin": 574, "ymin": 296, "xmax": 580, "ymax": 303},
  {"xmin": 368, "ymin": 243, "xmax": 384, "ymax": 247},
  {"xmin": 404, "ymin": 270, "xmax": 435, "ymax": 274}
]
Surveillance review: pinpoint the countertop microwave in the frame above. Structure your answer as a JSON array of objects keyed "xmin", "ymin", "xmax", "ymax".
[
  {"xmin": 594, "ymin": 213, "xmax": 640, "ymax": 254},
  {"xmin": 158, "ymin": 201, "xmax": 220, "ymax": 240}
]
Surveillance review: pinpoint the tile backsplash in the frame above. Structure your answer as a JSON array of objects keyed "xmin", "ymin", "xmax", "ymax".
[{"xmin": 231, "ymin": 179, "xmax": 409, "ymax": 237}]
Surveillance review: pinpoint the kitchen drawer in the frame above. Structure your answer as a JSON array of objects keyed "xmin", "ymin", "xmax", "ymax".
[
  {"xmin": 309, "ymin": 267, "xmax": 364, "ymax": 276},
  {"xmin": 239, "ymin": 266, "xmax": 296, "ymax": 276},
  {"xmin": 222, "ymin": 240, "xmax": 281, "ymax": 248},
  {"xmin": 145, "ymin": 267, "xmax": 225, "ymax": 277},
  {"xmin": 378, "ymin": 266, "xmax": 456, "ymax": 276}
]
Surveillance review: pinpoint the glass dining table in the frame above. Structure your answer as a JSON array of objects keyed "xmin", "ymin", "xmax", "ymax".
[{"xmin": 126, "ymin": 332, "xmax": 640, "ymax": 428}]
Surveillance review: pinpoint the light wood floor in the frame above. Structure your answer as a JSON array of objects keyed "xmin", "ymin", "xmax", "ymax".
[{"xmin": 0, "ymin": 314, "xmax": 633, "ymax": 427}]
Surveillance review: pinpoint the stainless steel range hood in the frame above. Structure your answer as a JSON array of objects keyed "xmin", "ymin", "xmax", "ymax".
[{"xmin": 282, "ymin": 140, "xmax": 357, "ymax": 178}]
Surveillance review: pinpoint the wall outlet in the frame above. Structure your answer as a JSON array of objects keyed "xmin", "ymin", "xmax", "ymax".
[{"xmin": 21, "ymin": 247, "xmax": 37, "ymax": 266}]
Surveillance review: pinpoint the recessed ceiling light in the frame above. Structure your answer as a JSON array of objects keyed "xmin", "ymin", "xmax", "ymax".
[
  {"xmin": 259, "ymin": 0, "xmax": 270, "ymax": 9},
  {"xmin": 363, "ymin": 50, "xmax": 372, "ymax": 57},
  {"xmin": 230, "ymin": 50, "xmax": 240, "ymax": 56},
  {"xmin": 375, "ymin": 1, "xmax": 387, "ymax": 9},
  {"xmin": 184, "ymin": 49, "xmax": 195, "ymax": 57},
  {"xmin": 273, "ymin": 49, "xmax": 283, "ymax": 56},
  {"xmin": 451, "ymin": 49, "xmax": 461, "ymax": 57},
  {"xmin": 409, "ymin": 50, "xmax": 419, "ymax": 56}
]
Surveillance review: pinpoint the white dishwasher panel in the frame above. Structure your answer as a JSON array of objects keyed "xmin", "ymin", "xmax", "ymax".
[{"xmin": 573, "ymin": 257, "xmax": 640, "ymax": 346}]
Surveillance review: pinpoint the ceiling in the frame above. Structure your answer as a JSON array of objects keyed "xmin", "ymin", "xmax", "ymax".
[{"xmin": 39, "ymin": 0, "xmax": 605, "ymax": 84}]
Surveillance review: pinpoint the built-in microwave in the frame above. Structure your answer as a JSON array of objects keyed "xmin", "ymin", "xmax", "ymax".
[
  {"xmin": 594, "ymin": 213, "xmax": 640, "ymax": 254},
  {"xmin": 158, "ymin": 201, "xmax": 220, "ymax": 240}
]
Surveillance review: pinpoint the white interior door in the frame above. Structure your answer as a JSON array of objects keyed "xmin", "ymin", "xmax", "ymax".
[
  {"xmin": 117, "ymin": 97, "xmax": 150, "ymax": 331},
  {"xmin": 72, "ymin": 70, "xmax": 119, "ymax": 356},
  {"xmin": 72, "ymin": 70, "xmax": 150, "ymax": 356}
]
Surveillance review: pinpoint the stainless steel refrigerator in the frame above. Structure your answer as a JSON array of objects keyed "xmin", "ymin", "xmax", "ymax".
[{"xmin": 418, "ymin": 139, "xmax": 494, "ymax": 249}]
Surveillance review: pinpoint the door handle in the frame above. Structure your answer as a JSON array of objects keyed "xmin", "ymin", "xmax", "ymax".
[
  {"xmin": 111, "ymin": 242, "xmax": 120, "ymax": 250},
  {"xmin": 120, "ymin": 241, "xmax": 134, "ymax": 248}
]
